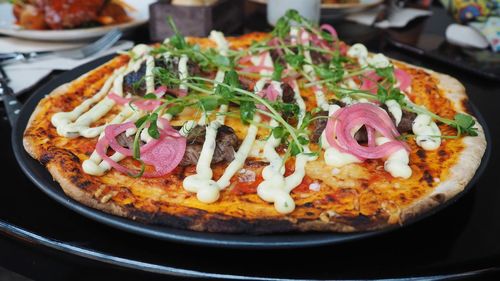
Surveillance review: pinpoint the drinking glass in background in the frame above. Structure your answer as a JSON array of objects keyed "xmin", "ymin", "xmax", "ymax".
[{"xmin": 267, "ymin": 0, "xmax": 321, "ymax": 26}]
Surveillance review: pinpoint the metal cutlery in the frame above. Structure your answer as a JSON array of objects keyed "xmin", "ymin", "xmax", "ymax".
[
  {"xmin": 0, "ymin": 65, "xmax": 22, "ymax": 126},
  {"xmin": 0, "ymin": 28, "xmax": 122, "ymax": 65}
]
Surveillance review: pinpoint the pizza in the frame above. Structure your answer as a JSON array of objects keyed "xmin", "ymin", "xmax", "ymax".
[{"xmin": 23, "ymin": 11, "xmax": 487, "ymax": 233}]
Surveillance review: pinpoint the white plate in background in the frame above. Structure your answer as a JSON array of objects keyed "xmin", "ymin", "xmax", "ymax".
[
  {"xmin": 0, "ymin": 0, "xmax": 156, "ymax": 41},
  {"xmin": 249, "ymin": 0, "xmax": 384, "ymax": 19}
]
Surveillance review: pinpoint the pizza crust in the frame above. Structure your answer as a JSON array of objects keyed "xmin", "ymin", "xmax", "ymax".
[
  {"xmin": 22, "ymin": 53, "xmax": 487, "ymax": 234},
  {"xmin": 399, "ymin": 71, "xmax": 487, "ymax": 224}
]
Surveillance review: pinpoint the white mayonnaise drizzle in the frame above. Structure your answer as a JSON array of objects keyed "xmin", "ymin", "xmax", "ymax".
[
  {"xmin": 375, "ymin": 137, "xmax": 412, "ymax": 179},
  {"xmin": 82, "ymin": 47, "xmax": 182, "ymax": 176},
  {"xmin": 178, "ymin": 55, "xmax": 189, "ymax": 91},
  {"xmin": 183, "ymin": 106, "xmax": 227, "ymax": 203},
  {"xmin": 257, "ymin": 79, "xmax": 317, "ymax": 214},
  {"xmin": 182, "ymin": 31, "xmax": 231, "ymax": 203},
  {"xmin": 412, "ymin": 114, "xmax": 441, "ymax": 150},
  {"xmin": 145, "ymin": 56, "xmax": 155, "ymax": 94},
  {"xmin": 52, "ymin": 44, "xmax": 152, "ymax": 139},
  {"xmin": 296, "ymin": 28, "xmax": 329, "ymax": 111},
  {"xmin": 51, "ymin": 67, "xmax": 125, "ymax": 138},
  {"xmin": 82, "ymin": 109, "xmax": 139, "ymax": 175},
  {"xmin": 385, "ymin": 99, "xmax": 402, "ymax": 126}
]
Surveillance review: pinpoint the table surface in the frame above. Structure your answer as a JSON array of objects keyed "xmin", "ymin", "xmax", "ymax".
[{"xmin": 1, "ymin": 4, "xmax": 500, "ymax": 281}]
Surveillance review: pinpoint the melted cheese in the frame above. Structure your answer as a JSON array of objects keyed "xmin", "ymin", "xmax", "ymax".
[{"xmin": 412, "ymin": 114, "xmax": 441, "ymax": 150}]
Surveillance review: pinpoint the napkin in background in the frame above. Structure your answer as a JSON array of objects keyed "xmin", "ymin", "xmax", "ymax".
[
  {"xmin": 346, "ymin": 5, "xmax": 433, "ymax": 28},
  {"xmin": 0, "ymin": 38, "xmax": 134, "ymax": 94}
]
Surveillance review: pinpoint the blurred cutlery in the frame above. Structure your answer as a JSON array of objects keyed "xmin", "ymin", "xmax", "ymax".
[{"xmin": 0, "ymin": 28, "xmax": 122, "ymax": 65}]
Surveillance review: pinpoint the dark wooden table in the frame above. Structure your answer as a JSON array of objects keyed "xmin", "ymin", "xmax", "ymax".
[{"xmin": 1, "ymin": 4, "xmax": 499, "ymax": 281}]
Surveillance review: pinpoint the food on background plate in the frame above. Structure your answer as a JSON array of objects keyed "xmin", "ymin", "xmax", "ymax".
[
  {"xmin": 12, "ymin": 0, "xmax": 132, "ymax": 30},
  {"xmin": 23, "ymin": 11, "xmax": 486, "ymax": 233},
  {"xmin": 322, "ymin": 0, "xmax": 360, "ymax": 4}
]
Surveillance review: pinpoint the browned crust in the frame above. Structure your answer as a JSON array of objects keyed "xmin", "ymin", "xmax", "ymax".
[
  {"xmin": 398, "ymin": 70, "xmax": 487, "ymax": 224},
  {"xmin": 22, "ymin": 55, "xmax": 487, "ymax": 234}
]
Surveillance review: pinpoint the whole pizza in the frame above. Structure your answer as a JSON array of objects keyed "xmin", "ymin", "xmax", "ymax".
[{"xmin": 23, "ymin": 11, "xmax": 486, "ymax": 233}]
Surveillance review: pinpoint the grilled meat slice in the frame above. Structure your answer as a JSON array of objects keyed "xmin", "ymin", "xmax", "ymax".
[
  {"xmin": 179, "ymin": 125, "xmax": 239, "ymax": 166},
  {"xmin": 281, "ymin": 83, "xmax": 296, "ymax": 104},
  {"xmin": 123, "ymin": 62, "xmax": 147, "ymax": 96},
  {"xmin": 311, "ymin": 110, "xmax": 328, "ymax": 143},
  {"xmin": 381, "ymin": 104, "xmax": 417, "ymax": 134}
]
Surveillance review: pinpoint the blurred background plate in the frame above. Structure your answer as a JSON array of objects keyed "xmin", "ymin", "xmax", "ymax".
[
  {"xmin": 0, "ymin": 0, "xmax": 155, "ymax": 41},
  {"xmin": 249, "ymin": 0, "xmax": 384, "ymax": 19}
]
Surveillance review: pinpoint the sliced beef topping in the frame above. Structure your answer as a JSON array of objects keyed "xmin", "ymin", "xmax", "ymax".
[
  {"xmin": 116, "ymin": 132, "xmax": 135, "ymax": 149},
  {"xmin": 270, "ymin": 45, "xmax": 298, "ymax": 67},
  {"xmin": 123, "ymin": 62, "xmax": 147, "ymax": 96},
  {"xmin": 331, "ymin": 99, "xmax": 347, "ymax": 108},
  {"xmin": 397, "ymin": 110, "xmax": 417, "ymax": 133},
  {"xmin": 239, "ymin": 76, "xmax": 254, "ymax": 91},
  {"xmin": 381, "ymin": 104, "xmax": 417, "ymax": 134},
  {"xmin": 281, "ymin": 83, "xmax": 295, "ymax": 104},
  {"xmin": 311, "ymin": 110, "xmax": 328, "ymax": 143},
  {"xmin": 164, "ymin": 56, "xmax": 205, "ymax": 77},
  {"xmin": 123, "ymin": 57, "xmax": 207, "ymax": 96},
  {"xmin": 179, "ymin": 125, "xmax": 239, "ymax": 166},
  {"xmin": 270, "ymin": 49, "xmax": 285, "ymax": 66},
  {"xmin": 310, "ymin": 50, "xmax": 330, "ymax": 65},
  {"xmin": 354, "ymin": 126, "xmax": 368, "ymax": 143}
]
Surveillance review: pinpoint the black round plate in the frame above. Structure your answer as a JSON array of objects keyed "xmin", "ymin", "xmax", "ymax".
[{"xmin": 11, "ymin": 54, "xmax": 492, "ymax": 249}]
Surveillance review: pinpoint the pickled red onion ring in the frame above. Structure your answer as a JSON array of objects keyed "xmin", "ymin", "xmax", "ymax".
[
  {"xmin": 325, "ymin": 103, "xmax": 408, "ymax": 160},
  {"xmin": 97, "ymin": 119, "xmax": 186, "ymax": 177},
  {"xmin": 108, "ymin": 93, "xmax": 162, "ymax": 111},
  {"xmin": 257, "ymin": 83, "xmax": 280, "ymax": 111},
  {"xmin": 154, "ymin": 86, "xmax": 167, "ymax": 97},
  {"xmin": 268, "ymin": 37, "xmax": 283, "ymax": 57},
  {"xmin": 320, "ymin": 24, "xmax": 338, "ymax": 39},
  {"xmin": 240, "ymin": 52, "xmax": 274, "ymax": 73}
]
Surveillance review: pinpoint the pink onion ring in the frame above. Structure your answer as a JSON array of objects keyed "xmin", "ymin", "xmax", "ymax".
[
  {"xmin": 154, "ymin": 86, "xmax": 167, "ymax": 97},
  {"xmin": 108, "ymin": 93, "xmax": 162, "ymax": 111},
  {"xmin": 268, "ymin": 37, "xmax": 283, "ymax": 57},
  {"xmin": 97, "ymin": 119, "xmax": 186, "ymax": 177},
  {"xmin": 320, "ymin": 24, "xmax": 338, "ymax": 39},
  {"xmin": 257, "ymin": 83, "xmax": 280, "ymax": 111},
  {"xmin": 325, "ymin": 103, "xmax": 408, "ymax": 160}
]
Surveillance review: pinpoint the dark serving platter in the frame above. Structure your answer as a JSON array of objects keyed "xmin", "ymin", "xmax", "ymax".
[{"xmin": 11, "ymin": 54, "xmax": 492, "ymax": 249}]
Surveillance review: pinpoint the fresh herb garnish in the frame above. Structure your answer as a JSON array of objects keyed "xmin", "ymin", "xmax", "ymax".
[{"xmin": 167, "ymin": 16, "xmax": 188, "ymax": 50}]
